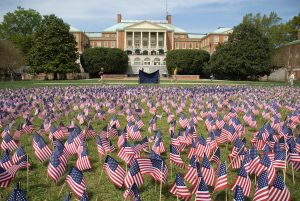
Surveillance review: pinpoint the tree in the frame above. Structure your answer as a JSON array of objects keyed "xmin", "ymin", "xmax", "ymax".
[
  {"xmin": 27, "ymin": 15, "xmax": 80, "ymax": 74},
  {"xmin": 166, "ymin": 49, "xmax": 210, "ymax": 75},
  {"xmin": 286, "ymin": 13, "xmax": 300, "ymax": 41},
  {"xmin": 0, "ymin": 7, "xmax": 42, "ymax": 60},
  {"xmin": 242, "ymin": 12, "xmax": 290, "ymax": 49},
  {"xmin": 0, "ymin": 40, "xmax": 25, "ymax": 81},
  {"xmin": 81, "ymin": 48, "xmax": 128, "ymax": 74},
  {"xmin": 205, "ymin": 23, "xmax": 272, "ymax": 80}
]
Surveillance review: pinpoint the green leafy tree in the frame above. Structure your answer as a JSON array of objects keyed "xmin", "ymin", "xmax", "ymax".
[
  {"xmin": 0, "ymin": 7, "xmax": 42, "ymax": 60},
  {"xmin": 0, "ymin": 39, "xmax": 25, "ymax": 81},
  {"xmin": 286, "ymin": 13, "xmax": 300, "ymax": 41},
  {"xmin": 205, "ymin": 23, "xmax": 272, "ymax": 80},
  {"xmin": 28, "ymin": 14, "xmax": 79, "ymax": 74},
  {"xmin": 166, "ymin": 49, "xmax": 210, "ymax": 75},
  {"xmin": 242, "ymin": 12, "xmax": 290, "ymax": 49},
  {"xmin": 81, "ymin": 48, "xmax": 128, "ymax": 74}
]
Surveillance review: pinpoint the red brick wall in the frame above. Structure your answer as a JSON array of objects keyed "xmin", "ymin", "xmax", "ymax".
[{"xmin": 117, "ymin": 31, "xmax": 124, "ymax": 50}]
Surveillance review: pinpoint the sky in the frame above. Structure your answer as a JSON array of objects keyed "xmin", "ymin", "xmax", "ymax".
[{"xmin": 0, "ymin": 0, "xmax": 299, "ymax": 33}]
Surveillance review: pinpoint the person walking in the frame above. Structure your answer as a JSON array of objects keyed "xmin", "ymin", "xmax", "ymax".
[
  {"xmin": 98, "ymin": 68, "xmax": 104, "ymax": 83},
  {"xmin": 289, "ymin": 72, "xmax": 295, "ymax": 86},
  {"xmin": 172, "ymin": 67, "xmax": 177, "ymax": 82}
]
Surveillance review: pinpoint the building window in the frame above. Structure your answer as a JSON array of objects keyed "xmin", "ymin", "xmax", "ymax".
[
  {"xmin": 182, "ymin": 42, "xmax": 186, "ymax": 49},
  {"xmin": 104, "ymin": 41, "xmax": 108, "ymax": 47},
  {"xmin": 134, "ymin": 58, "xmax": 141, "ymax": 65},
  {"xmin": 163, "ymin": 58, "xmax": 166, "ymax": 65},
  {"xmin": 175, "ymin": 42, "xmax": 179, "ymax": 49},
  {"xmin": 223, "ymin": 36, "xmax": 228, "ymax": 42},
  {"xmin": 154, "ymin": 58, "xmax": 160, "ymax": 65},
  {"xmin": 214, "ymin": 36, "xmax": 219, "ymax": 44},
  {"xmin": 111, "ymin": 34, "xmax": 116, "ymax": 38},
  {"xmin": 97, "ymin": 42, "xmax": 101, "ymax": 47},
  {"xmin": 144, "ymin": 58, "xmax": 150, "ymax": 65},
  {"xmin": 105, "ymin": 34, "xmax": 109, "ymax": 38},
  {"xmin": 189, "ymin": 43, "xmax": 193, "ymax": 49},
  {"xmin": 127, "ymin": 40, "xmax": 132, "ymax": 47},
  {"xmin": 111, "ymin": 41, "xmax": 116, "ymax": 48},
  {"xmin": 196, "ymin": 43, "xmax": 199, "ymax": 49}
]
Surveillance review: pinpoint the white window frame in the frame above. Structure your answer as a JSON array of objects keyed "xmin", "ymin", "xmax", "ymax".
[
  {"xmin": 175, "ymin": 42, "xmax": 179, "ymax": 49},
  {"xmin": 104, "ymin": 41, "xmax": 108, "ymax": 48},
  {"xmin": 111, "ymin": 41, "xmax": 116, "ymax": 48},
  {"xmin": 214, "ymin": 36, "xmax": 219, "ymax": 44},
  {"xmin": 182, "ymin": 42, "xmax": 186, "ymax": 49}
]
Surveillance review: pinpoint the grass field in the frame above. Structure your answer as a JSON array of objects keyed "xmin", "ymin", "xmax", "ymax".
[{"xmin": 0, "ymin": 80, "xmax": 299, "ymax": 201}]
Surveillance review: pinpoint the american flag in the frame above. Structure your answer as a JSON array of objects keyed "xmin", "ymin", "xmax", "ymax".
[
  {"xmin": 184, "ymin": 155, "xmax": 198, "ymax": 184},
  {"xmin": 123, "ymin": 183, "xmax": 141, "ymax": 201},
  {"xmin": 253, "ymin": 170, "xmax": 269, "ymax": 201},
  {"xmin": 64, "ymin": 126, "xmax": 83, "ymax": 155},
  {"xmin": 133, "ymin": 137, "xmax": 148, "ymax": 154},
  {"xmin": 76, "ymin": 142, "xmax": 92, "ymax": 171},
  {"xmin": 233, "ymin": 185, "xmax": 245, "ymax": 201},
  {"xmin": 47, "ymin": 150, "xmax": 65, "ymax": 182},
  {"xmin": 117, "ymin": 140, "xmax": 135, "ymax": 165},
  {"xmin": 1, "ymin": 134, "xmax": 18, "ymax": 152},
  {"xmin": 33, "ymin": 134, "xmax": 52, "ymax": 162},
  {"xmin": 135, "ymin": 115, "xmax": 144, "ymax": 129},
  {"xmin": 128, "ymin": 125, "xmax": 142, "ymax": 141},
  {"xmin": 7, "ymin": 183, "xmax": 28, "ymax": 201},
  {"xmin": 13, "ymin": 124, "xmax": 23, "ymax": 140},
  {"xmin": 12, "ymin": 147, "xmax": 28, "ymax": 166},
  {"xmin": 49, "ymin": 125, "xmax": 64, "ymax": 141},
  {"xmin": 0, "ymin": 166, "xmax": 13, "ymax": 187},
  {"xmin": 80, "ymin": 190, "xmax": 88, "ymax": 201},
  {"xmin": 85, "ymin": 124, "xmax": 97, "ymax": 138},
  {"xmin": 63, "ymin": 192, "xmax": 71, "ymax": 201},
  {"xmin": 22, "ymin": 119, "xmax": 34, "ymax": 134},
  {"xmin": 169, "ymin": 173, "xmax": 191, "ymax": 200},
  {"xmin": 117, "ymin": 128, "xmax": 127, "ymax": 148},
  {"xmin": 110, "ymin": 114, "xmax": 120, "ymax": 128},
  {"xmin": 104, "ymin": 155, "xmax": 125, "ymax": 188},
  {"xmin": 249, "ymin": 145, "xmax": 260, "ymax": 175},
  {"xmin": 96, "ymin": 136, "xmax": 106, "ymax": 156},
  {"xmin": 136, "ymin": 157, "xmax": 168, "ymax": 183},
  {"xmin": 210, "ymin": 147, "xmax": 220, "ymax": 166},
  {"xmin": 295, "ymin": 135, "xmax": 300, "ymax": 154},
  {"xmin": 65, "ymin": 166, "xmax": 87, "ymax": 198},
  {"xmin": 201, "ymin": 154, "xmax": 215, "ymax": 186},
  {"xmin": 170, "ymin": 144, "xmax": 185, "ymax": 169},
  {"xmin": 214, "ymin": 162, "xmax": 228, "ymax": 192},
  {"xmin": 187, "ymin": 140, "xmax": 197, "ymax": 159},
  {"xmin": 0, "ymin": 149, "xmax": 13, "ymax": 170},
  {"xmin": 108, "ymin": 124, "xmax": 118, "ymax": 139},
  {"xmin": 195, "ymin": 178, "xmax": 211, "ymax": 201},
  {"xmin": 216, "ymin": 115, "xmax": 225, "ymax": 129},
  {"xmin": 152, "ymin": 136, "xmax": 165, "ymax": 155},
  {"xmin": 256, "ymin": 154, "xmax": 276, "ymax": 186},
  {"xmin": 273, "ymin": 151, "xmax": 286, "ymax": 170},
  {"xmin": 269, "ymin": 173, "xmax": 291, "ymax": 201},
  {"xmin": 124, "ymin": 159, "xmax": 144, "ymax": 188},
  {"xmin": 221, "ymin": 124, "xmax": 235, "ymax": 143},
  {"xmin": 179, "ymin": 113, "xmax": 189, "ymax": 128},
  {"xmin": 195, "ymin": 136, "xmax": 210, "ymax": 158},
  {"xmin": 230, "ymin": 164, "xmax": 251, "ymax": 197}
]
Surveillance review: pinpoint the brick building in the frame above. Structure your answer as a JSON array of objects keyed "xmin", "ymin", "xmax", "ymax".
[{"xmin": 70, "ymin": 14, "xmax": 232, "ymax": 75}]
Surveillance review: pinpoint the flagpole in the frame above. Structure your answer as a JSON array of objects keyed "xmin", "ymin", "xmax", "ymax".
[
  {"xmin": 226, "ymin": 144, "xmax": 245, "ymax": 170},
  {"xmin": 27, "ymin": 155, "xmax": 29, "ymax": 194},
  {"xmin": 292, "ymin": 163, "xmax": 295, "ymax": 184},
  {"xmin": 159, "ymin": 160, "xmax": 163, "ymax": 201},
  {"xmin": 284, "ymin": 137, "xmax": 288, "ymax": 182},
  {"xmin": 209, "ymin": 147, "xmax": 218, "ymax": 161},
  {"xmin": 98, "ymin": 165, "xmax": 104, "ymax": 184},
  {"xmin": 58, "ymin": 183, "xmax": 66, "ymax": 198}
]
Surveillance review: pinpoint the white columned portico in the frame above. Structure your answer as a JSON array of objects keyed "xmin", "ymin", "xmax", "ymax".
[{"xmin": 124, "ymin": 31, "xmax": 127, "ymax": 50}]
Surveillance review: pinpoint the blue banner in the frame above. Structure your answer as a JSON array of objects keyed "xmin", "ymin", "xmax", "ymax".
[{"xmin": 139, "ymin": 70, "xmax": 160, "ymax": 84}]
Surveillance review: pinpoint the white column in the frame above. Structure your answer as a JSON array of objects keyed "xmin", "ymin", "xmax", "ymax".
[
  {"xmin": 124, "ymin": 31, "xmax": 127, "ymax": 50},
  {"xmin": 133, "ymin": 32, "xmax": 135, "ymax": 50},
  {"xmin": 140, "ymin": 32, "xmax": 143, "ymax": 49},
  {"xmin": 164, "ymin": 32, "xmax": 167, "ymax": 51},
  {"xmin": 156, "ymin": 32, "xmax": 159, "ymax": 49},
  {"xmin": 148, "ymin": 32, "xmax": 151, "ymax": 49}
]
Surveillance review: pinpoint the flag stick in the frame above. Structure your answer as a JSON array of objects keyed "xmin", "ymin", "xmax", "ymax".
[
  {"xmin": 225, "ymin": 188, "xmax": 228, "ymax": 201},
  {"xmin": 177, "ymin": 195, "xmax": 179, "ymax": 201},
  {"xmin": 27, "ymin": 156, "xmax": 29, "ymax": 194},
  {"xmin": 159, "ymin": 161, "xmax": 163, "ymax": 201},
  {"xmin": 170, "ymin": 162, "xmax": 173, "ymax": 180},
  {"xmin": 58, "ymin": 183, "xmax": 66, "ymax": 198},
  {"xmin": 98, "ymin": 167, "xmax": 104, "ymax": 184},
  {"xmin": 284, "ymin": 137, "xmax": 288, "ymax": 182},
  {"xmin": 209, "ymin": 147, "xmax": 218, "ymax": 161},
  {"xmin": 226, "ymin": 145, "xmax": 245, "ymax": 170},
  {"xmin": 292, "ymin": 163, "xmax": 295, "ymax": 184}
]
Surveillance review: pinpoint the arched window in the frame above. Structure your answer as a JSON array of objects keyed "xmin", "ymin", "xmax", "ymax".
[
  {"xmin": 134, "ymin": 58, "xmax": 141, "ymax": 65},
  {"xmin": 142, "ymin": 50, "xmax": 148, "ymax": 55},
  {"xmin": 151, "ymin": 50, "xmax": 156, "ymax": 55},
  {"xmin": 144, "ymin": 58, "xmax": 150, "ymax": 65},
  {"xmin": 154, "ymin": 58, "xmax": 160, "ymax": 66},
  {"xmin": 162, "ymin": 58, "xmax": 166, "ymax": 65}
]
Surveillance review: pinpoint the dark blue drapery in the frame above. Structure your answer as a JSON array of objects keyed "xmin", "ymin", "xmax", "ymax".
[{"xmin": 139, "ymin": 70, "xmax": 160, "ymax": 84}]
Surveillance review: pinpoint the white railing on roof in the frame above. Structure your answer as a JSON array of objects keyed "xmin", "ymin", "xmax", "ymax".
[{"xmin": 122, "ymin": 20, "xmax": 168, "ymax": 24}]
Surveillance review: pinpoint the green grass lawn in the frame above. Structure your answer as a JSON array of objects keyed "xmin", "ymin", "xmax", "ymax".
[{"xmin": 0, "ymin": 80, "xmax": 299, "ymax": 201}]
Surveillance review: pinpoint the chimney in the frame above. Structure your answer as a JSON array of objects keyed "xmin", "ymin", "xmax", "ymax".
[
  {"xmin": 117, "ymin": 14, "xmax": 122, "ymax": 23},
  {"xmin": 166, "ymin": 15, "xmax": 172, "ymax": 24}
]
